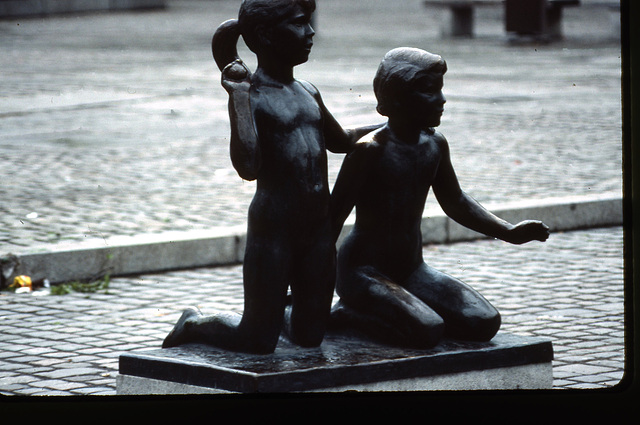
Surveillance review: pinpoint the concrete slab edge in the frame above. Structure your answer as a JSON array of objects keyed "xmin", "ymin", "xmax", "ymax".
[
  {"xmin": 0, "ymin": 194, "xmax": 622, "ymax": 285},
  {"xmin": 116, "ymin": 361, "xmax": 553, "ymax": 393},
  {"xmin": 0, "ymin": 0, "xmax": 166, "ymax": 19}
]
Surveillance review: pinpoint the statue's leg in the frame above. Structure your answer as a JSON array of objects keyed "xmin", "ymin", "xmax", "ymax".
[
  {"xmin": 333, "ymin": 265, "xmax": 444, "ymax": 348},
  {"xmin": 285, "ymin": 227, "xmax": 336, "ymax": 348},
  {"xmin": 403, "ymin": 263, "xmax": 501, "ymax": 341},
  {"xmin": 162, "ymin": 307, "xmax": 203, "ymax": 348},
  {"xmin": 236, "ymin": 230, "xmax": 292, "ymax": 353},
  {"xmin": 163, "ymin": 230, "xmax": 290, "ymax": 354},
  {"xmin": 162, "ymin": 307, "xmax": 243, "ymax": 349}
]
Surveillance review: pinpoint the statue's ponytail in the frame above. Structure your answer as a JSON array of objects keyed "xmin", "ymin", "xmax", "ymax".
[{"xmin": 212, "ymin": 19, "xmax": 242, "ymax": 72}]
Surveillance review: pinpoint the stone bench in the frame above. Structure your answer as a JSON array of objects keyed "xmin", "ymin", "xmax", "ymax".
[{"xmin": 422, "ymin": 0, "xmax": 581, "ymax": 39}]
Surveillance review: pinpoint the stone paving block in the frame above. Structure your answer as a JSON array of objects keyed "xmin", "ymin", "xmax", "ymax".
[
  {"xmin": 573, "ymin": 340, "xmax": 610, "ymax": 349},
  {"xmin": 0, "ymin": 374, "xmax": 40, "ymax": 385},
  {"xmin": 22, "ymin": 347, "xmax": 57, "ymax": 356},
  {"xmin": 39, "ymin": 367, "xmax": 103, "ymax": 379},
  {"xmin": 34, "ymin": 379, "xmax": 86, "ymax": 391},
  {"xmin": 49, "ymin": 343, "xmax": 90, "ymax": 352},
  {"xmin": 32, "ymin": 358, "xmax": 70, "ymax": 367},
  {"xmin": 71, "ymin": 386, "xmax": 112, "ymax": 395},
  {"xmin": 575, "ymin": 373, "xmax": 618, "ymax": 384},
  {"xmin": 596, "ymin": 360, "xmax": 628, "ymax": 370},
  {"xmin": 553, "ymin": 378, "xmax": 575, "ymax": 386},
  {"xmin": 91, "ymin": 389, "xmax": 116, "ymax": 395},
  {"xmin": 93, "ymin": 358, "xmax": 120, "ymax": 366},
  {"xmin": 0, "ymin": 384, "xmax": 23, "ymax": 394},
  {"xmin": 76, "ymin": 348, "xmax": 111, "ymax": 356},
  {"xmin": 66, "ymin": 336, "xmax": 103, "ymax": 345},
  {"xmin": 602, "ymin": 371, "xmax": 625, "ymax": 381},
  {"xmin": 555, "ymin": 364, "xmax": 616, "ymax": 376},
  {"xmin": 564, "ymin": 382, "xmax": 604, "ymax": 389}
]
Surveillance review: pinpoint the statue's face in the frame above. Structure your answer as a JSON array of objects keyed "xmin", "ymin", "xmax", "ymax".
[
  {"xmin": 264, "ymin": 4, "xmax": 315, "ymax": 66},
  {"xmin": 403, "ymin": 72, "xmax": 446, "ymax": 128}
]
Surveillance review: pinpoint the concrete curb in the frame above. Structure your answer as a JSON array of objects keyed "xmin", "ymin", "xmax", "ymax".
[
  {"xmin": 0, "ymin": 0, "xmax": 165, "ymax": 18},
  {"xmin": 0, "ymin": 193, "xmax": 622, "ymax": 286},
  {"xmin": 419, "ymin": 192, "xmax": 624, "ymax": 244}
]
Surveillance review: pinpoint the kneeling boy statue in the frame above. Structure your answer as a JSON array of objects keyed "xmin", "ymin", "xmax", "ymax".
[{"xmin": 329, "ymin": 47, "xmax": 550, "ymax": 349}]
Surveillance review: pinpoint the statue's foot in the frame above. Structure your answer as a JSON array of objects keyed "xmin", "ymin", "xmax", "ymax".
[{"xmin": 162, "ymin": 307, "xmax": 201, "ymax": 348}]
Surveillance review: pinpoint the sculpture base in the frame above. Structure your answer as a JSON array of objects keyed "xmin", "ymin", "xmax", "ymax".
[{"xmin": 117, "ymin": 332, "xmax": 553, "ymax": 394}]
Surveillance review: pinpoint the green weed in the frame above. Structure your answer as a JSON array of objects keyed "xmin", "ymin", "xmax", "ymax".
[{"xmin": 50, "ymin": 274, "xmax": 111, "ymax": 296}]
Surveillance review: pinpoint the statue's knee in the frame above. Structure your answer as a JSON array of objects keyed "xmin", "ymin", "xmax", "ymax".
[
  {"xmin": 284, "ymin": 307, "xmax": 327, "ymax": 348},
  {"xmin": 248, "ymin": 333, "xmax": 280, "ymax": 354},
  {"xmin": 442, "ymin": 308, "xmax": 500, "ymax": 342},
  {"xmin": 414, "ymin": 318, "xmax": 445, "ymax": 348},
  {"xmin": 290, "ymin": 327, "xmax": 324, "ymax": 348},
  {"xmin": 240, "ymin": 317, "xmax": 282, "ymax": 354},
  {"xmin": 468, "ymin": 310, "xmax": 501, "ymax": 341}
]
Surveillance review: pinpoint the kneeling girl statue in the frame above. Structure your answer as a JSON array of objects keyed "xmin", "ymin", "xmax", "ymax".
[{"xmin": 329, "ymin": 47, "xmax": 550, "ymax": 349}]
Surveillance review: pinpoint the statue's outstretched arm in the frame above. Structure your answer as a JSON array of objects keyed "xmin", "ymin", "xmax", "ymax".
[{"xmin": 433, "ymin": 135, "xmax": 549, "ymax": 244}]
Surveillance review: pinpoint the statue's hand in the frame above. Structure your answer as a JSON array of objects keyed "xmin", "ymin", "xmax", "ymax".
[
  {"xmin": 221, "ymin": 59, "xmax": 251, "ymax": 93},
  {"xmin": 506, "ymin": 220, "xmax": 550, "ymax": 245}
]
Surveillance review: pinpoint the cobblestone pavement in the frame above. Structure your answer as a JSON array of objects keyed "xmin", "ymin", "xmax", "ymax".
[
  {"xmin": 0, "ymin": 0, "xmax": 623, "ymax": 254},
  {"xmin": 0, "ymin": 226, "xmax": 626, "ymax": 395}
]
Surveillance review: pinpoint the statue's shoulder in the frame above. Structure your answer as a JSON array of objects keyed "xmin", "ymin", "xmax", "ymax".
[
  {"xmin": 350, "ymin": 130, "xmax": 385, "ymax": 162},
  {"xmin": 356, "ymin": 130, "xmax": 383, "ymax": 150},
  {"xmin": 430, "ymin": 129, "xmax": 449, "ymax": 148},
  {"xmin": 296, "ymin": 79, "xmax": 320, "ymax": 97}
]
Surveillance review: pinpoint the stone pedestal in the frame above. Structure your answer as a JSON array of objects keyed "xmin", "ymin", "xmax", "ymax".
[{"xmin": 117, "ymin": 332, "xmax": 553, "ymax": 394}]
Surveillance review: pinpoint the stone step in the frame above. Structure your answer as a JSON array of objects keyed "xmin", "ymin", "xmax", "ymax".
[{"xmin": 1, "ymin": 193, "xmax": 622, "ymax": 287}]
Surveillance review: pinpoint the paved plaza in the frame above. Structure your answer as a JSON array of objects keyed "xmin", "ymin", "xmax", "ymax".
[
  {"xmin": 0, "ymin": 227, "xmax": 628, "ymax": 395},
  {"xmin": 0, "ymin": 0, "xmax": 622, "ymax": 251},
  {"xmin": 0, "ymin": 0, "xmax": 631, "ymax": 401}
]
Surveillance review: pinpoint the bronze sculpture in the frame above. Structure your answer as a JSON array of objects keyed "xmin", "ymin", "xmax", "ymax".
[
  {"xmin": 163, "ymin": 0, "xmax": 379, "ymax": 354},
  {"xmin": 328, "ymin": 47, "xmax": 550, "ymax": 348},
  {"xmin": 163, "ymin": 0, "xmax": 549, "ymax": 354}
]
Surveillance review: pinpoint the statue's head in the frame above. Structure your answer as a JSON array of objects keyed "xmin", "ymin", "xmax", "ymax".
[
  {"xmin": 373, "ymin": 47, "xmax": 447, "ymax": 126},
  {"xmin": 238, "ymin": 0, "xmax": 316, "ymax": 64}
]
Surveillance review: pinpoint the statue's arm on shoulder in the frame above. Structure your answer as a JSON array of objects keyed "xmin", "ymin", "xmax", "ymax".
[{"xmin": 297, "ymin": 79, "xmax": 383, "ymax": 153}]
